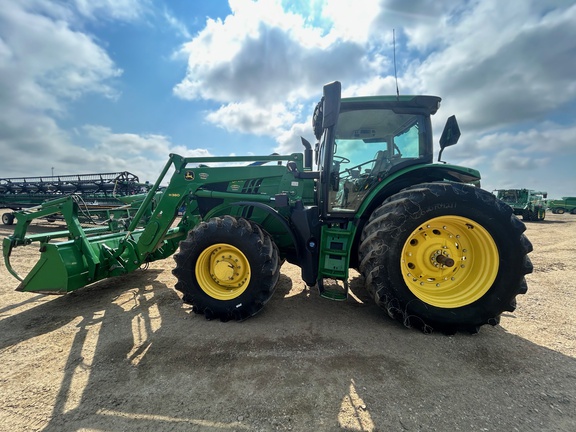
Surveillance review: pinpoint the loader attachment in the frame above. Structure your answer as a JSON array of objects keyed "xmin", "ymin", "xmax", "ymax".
[
  {"xmin": 3, "ymin": 152, "xmax": 307, "ymax": 295},
  {"xmin": 14, "ymin": 243, "xmax": 89, "ymax": 294},
  {"xmin": 1, "ymin": 157, "xmax": 176, "ymax": 294},
  {"xmin": 2, "ymin": 194, "xmax": 146, "ymax": 293}
]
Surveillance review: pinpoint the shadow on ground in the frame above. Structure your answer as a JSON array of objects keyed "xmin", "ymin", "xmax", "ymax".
[{"xmin": 1, "ymin": 264, "xmax": 574, "ymax": 431}]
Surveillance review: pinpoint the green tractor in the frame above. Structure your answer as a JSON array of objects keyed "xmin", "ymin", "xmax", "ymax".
[
  {"xmin": 494, "ymin": 189, "xmax": 547, "ymax": 221},
  {"xmin": 3, "ymin": 82, "xmax": 532, "ymax": 334}
]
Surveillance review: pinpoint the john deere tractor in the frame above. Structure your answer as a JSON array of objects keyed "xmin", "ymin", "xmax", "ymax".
[{"xmin": 3, "ymin": 82, "xmax": 532, "ymax": 334}]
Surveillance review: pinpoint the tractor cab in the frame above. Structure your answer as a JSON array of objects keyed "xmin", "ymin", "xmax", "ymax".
[{"xmin": 314, "ymin": 82, "xmax": 459, "ymax": 218}]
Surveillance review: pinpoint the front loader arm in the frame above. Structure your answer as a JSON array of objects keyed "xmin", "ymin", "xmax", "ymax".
[{"xmin": 3, "ymin": 152, "xmax": 310, "ymax": 294}]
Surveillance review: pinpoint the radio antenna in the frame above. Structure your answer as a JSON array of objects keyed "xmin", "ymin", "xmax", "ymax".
[{"xmin": 393, "ymin": 29, "xmax": 400, "ymax": 99}]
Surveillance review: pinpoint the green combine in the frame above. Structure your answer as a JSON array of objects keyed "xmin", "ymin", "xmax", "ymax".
[
  {"xmin": 548, "ymin": 197, "xmax": 576, "ymax": 214},
  {"xmin": 2, "ymin": 82, "xmax": 533, "ymax": 334},
  {"xmin": 494, "ymin": 189, "xmax": 547, "ymax": 221}
]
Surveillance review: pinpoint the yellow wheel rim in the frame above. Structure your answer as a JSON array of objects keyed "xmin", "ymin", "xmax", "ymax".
[
  {"xmin": 401, "ymin": 216, "xmax": 499, "ymax": 308},
  {"xmin": 195, "ymin": 243, "xmax": 251, "ymax": 300}
]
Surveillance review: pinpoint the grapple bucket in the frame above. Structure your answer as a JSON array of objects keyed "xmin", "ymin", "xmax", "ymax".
[
  {"xmin": 4, "ymin": 230, "xmax": 134, "ymax": 294},
  {"xmin": 13, "ymin": 242, "xmax": 91, "ymax": 294},
  {"xmin": 3, "ymin": 156, "xmax": 196, "ymax": 294}
]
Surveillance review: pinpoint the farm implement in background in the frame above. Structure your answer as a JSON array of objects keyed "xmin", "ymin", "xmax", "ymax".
[
  {"xmin": 494, "ymin": 188, "xmax": 547, "ymax": 222},
  {"xmin": 548, "ymin": 197, "xmax": 576, "ymax": 214},
  {"xmin": 0, "ymin": 171, "xmax": 150, "ymax": 225}
]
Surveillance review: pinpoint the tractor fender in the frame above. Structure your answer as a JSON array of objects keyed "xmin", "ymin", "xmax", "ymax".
[
  {"xmin": 358, "ymin": 163, "xmax": 481, "ymax": 221},
  {"xmin": 208, "ymin": 201, "xmax": 318, "ymax": 286},
  {"xmin": 204, "ymin": 201, "xmax": 301, "ymax": 259},
  {"xmin": 348, "ymin": 163, "xmax": 482, "ymax": 269},
  {"xmin": 228, "ymin": 201, "xmax": 301, "ymax": 252}
]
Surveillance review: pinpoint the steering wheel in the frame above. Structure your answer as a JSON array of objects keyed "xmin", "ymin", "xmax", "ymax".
[
  {"xmin": 333, "ymin": 155, "xmax": 350, "ymax": 164},
  {"xmin": 340, "ymin": 159, "xmax": 375, "ymax": 177}
]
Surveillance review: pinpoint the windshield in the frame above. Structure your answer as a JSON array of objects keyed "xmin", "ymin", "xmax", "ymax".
[{"xmin": 328, "ymin": 109, "xmax": 429, "ymax": 213}]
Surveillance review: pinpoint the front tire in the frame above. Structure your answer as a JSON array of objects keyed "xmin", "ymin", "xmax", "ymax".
[
  {"xmin": 358, "ymin": 182, "xmax": 533, "ymax": 334},
  {"xmin": 173, "ymin": 216, "xmax": 280, "ymax": 321}
]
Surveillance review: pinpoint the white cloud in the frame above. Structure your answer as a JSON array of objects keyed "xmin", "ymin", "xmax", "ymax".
[
  {"xmin": 0, "ymin": 3, "xmax": 121, "ymax": 113},
  {"xmin": 274, "ymin": 120, "xmax": 316, "ymax": 156},
  {"xmin": 76, "ymin": 125, "xmax": 212, "ymax": 180},
  {"xmin": 406, "ymin": 1, "xmax": 576, "ymax": 131},
  {"xmin": 82, "ymin": 125, "xmax": 175, "ymax": 156},
  {"xmin": 492, "ymin": 148, "xmax": 542, "ymax": 172},
  {"xmin": 440, "ymin": 120, "xmax": 576, "ymax": 198},
  {"xmin": 476, "ymin": 125, "xmax": 576, "ymax": 155},
  {"xmin": 0, "ymin": 2, "xmax": 124, "ymax": 179},
  {"xmin": 205, "ymin": 102, "xmax": 298, "ymax": 136},
  {"xmin": 371, "ymin": 0, "xmax": 463, "ymax": 51},
  {"xmin": 173, "ymin": 0, "xmax": 377, "ymax": 106},
  {"xmin": 73, "ymin": 0, "xmax": 150, "ymax": 21},
  {"xmin": 321, "ymin": 0, "xmax": 381, "ymax": 44},
  {"xmin": 163, "ymin": 9, "xmax": 192, "ymax": 40},
  {"xmin": 0, "ymin": 1, "xmax": 172, "ymax": 182}
]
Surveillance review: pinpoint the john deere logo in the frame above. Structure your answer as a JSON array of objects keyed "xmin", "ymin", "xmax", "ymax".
[{"xmin": 185, "ymin": 171, "xmax": 194, "ymax": 180}]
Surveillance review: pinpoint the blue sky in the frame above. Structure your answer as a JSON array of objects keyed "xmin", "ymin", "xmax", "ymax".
[{"xmin": 1, "ymin": 0, "xmax": 575, "ymax": 198}]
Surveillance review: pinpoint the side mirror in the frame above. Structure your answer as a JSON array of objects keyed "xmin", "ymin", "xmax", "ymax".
[
  {"xmin": 322, "ymin": 81, "xmax": 341, "ymax": 129},
  {"xmin": 438, "ymin": 115, "xmax": 461, "ymax": 162}
]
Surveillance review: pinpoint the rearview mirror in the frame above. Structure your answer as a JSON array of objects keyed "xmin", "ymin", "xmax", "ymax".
[
  {"xmin": 322, "ymin": 81, "xmax": 341, "ymax": 129},
  {"xmin": 438, "ymin": 115, "xmax": 460, "ymax": 162}
]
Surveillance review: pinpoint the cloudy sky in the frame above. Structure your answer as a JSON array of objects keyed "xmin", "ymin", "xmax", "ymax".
[{"xmin": 1, "ymin": 0, "xmax": 575, "ymax": 198}]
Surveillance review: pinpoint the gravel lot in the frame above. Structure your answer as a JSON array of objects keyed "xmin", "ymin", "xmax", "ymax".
[{"xmin": 0, "ymin": 211, "xmax": 575, "ymax": 431}]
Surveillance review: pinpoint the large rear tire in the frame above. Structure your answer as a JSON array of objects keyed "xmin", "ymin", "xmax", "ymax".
[
  {"xmin": 173, "ymin": 216, "xmax": 280, "ymax": 321},
  {"xmin": 358, "ymin": 182, "xmax": 533, "ymax": 334}
]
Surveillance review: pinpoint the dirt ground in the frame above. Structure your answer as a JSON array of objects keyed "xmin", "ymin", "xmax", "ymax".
[{"xmin": 0, "ymin": 210, "xmax": 575, "ymax": 432}]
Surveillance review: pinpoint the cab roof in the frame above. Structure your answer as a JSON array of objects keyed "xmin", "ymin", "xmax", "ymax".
[{"xmin": 341, "ymin": 95, "xmax": 442, "ymax": 115}]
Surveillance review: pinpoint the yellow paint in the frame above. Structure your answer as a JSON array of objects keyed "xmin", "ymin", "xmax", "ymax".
[{"xmin": 401, "ymin": 215, "xmax": 499, "ymax": 308}]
